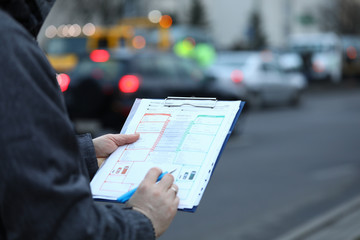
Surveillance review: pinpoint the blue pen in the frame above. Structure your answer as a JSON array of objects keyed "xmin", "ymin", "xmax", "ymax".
[{"xmin": 117, "ymin": 169, "xmax": 176, "ymax": 203}]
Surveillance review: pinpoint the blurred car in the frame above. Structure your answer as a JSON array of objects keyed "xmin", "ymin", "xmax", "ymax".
[
  {"xmin": 341, "ymin": 35, "xmax": 360, "ymax": 79},
  {"xmin": 60, "ymin": 49, "xmax": 213, "ymax": 128},
  {"xmin": 288, "ymin": 33, "xmax": 343, "ymax": 83},
  {"xmin": 206, "ymin": 51, "xmax": 307, "ymax": 108},
  {"xmin": 43, "ymin": 37, "xmax": 88, "ymax": 73}
]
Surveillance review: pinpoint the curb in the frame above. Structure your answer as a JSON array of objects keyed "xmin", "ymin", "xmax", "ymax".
[{"xmin": 275, "ymin": 194, "xmax": 360, "ymax": 240}]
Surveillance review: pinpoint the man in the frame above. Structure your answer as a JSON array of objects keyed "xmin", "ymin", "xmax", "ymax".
[{"xmin": 0, "ymin": 0, "xmax": 179, "ymax": 239}]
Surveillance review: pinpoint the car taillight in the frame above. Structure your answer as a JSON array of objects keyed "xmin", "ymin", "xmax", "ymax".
[
  {"xmin": 118, "ymin": 75, "xmax": 140, "ymax": 93},
  {"xmin": 231, "ymin": 70, "xmax": 243, "ymax": 83},
  {"xmin": 347, "ymin": 46, "xmax": 357, "ymax": 60},
  {"xmin": 56, "ymin": 73, "xmax": 71, "ymax": 92},
  {"xmin": 90, "ymin": 49, "xmax": 110, "ymax": 62}
]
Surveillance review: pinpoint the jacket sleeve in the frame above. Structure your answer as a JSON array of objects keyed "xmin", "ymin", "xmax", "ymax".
[
  {"xmin": 76, "ymin": 133, "xmax": 99, "ymax": 180},
  {"xmin": 0, "ymin": 11, "xmax": 155, "ymax": 240}
]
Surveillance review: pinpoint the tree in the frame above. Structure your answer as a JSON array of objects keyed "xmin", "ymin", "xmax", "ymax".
[
  {"xmin": 318, "ymin": 0, "xmax": 360, "ymax": 34},
  {"xmin": 246, "ymin": 11, "xmax": 267, "ymax": 50},
  {"xmin": 189, "ymin": 0, "xmax": 207, "ymax": 27}
]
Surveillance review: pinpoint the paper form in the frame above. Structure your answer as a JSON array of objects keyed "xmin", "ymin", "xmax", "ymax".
[{"xmin": 90, "ymin": 98, "xmax": 242, "ymax": 210}]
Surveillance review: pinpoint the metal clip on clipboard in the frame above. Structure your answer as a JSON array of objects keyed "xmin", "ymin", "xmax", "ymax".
[{"xmin": 164, "ymin": 96, "xmax": 218, "ymax": 108}]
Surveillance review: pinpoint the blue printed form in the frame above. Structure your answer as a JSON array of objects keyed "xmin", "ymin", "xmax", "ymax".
[{"xmin": 90, "ymin": 98, "xmax": 244, "ymax": 211}]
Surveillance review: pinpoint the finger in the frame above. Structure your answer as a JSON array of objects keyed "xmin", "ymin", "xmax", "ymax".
[
  {"xmin": 142, "ymin": 167, "xmax": 162, "ymax": 184},
  {"xmin": 168, "ymin": 184, "xmax": 179, "ymax": 195},
  {"xmin": 97, "ymin": 157, "xmax": 106, "ymax": 167},
  {"xmin": 112, "ymin": 133, "xmax": 140, "ymax": 146},
  {"xmin": 157, "ymin": 173, "xmax": 174, "ymax": 190}
]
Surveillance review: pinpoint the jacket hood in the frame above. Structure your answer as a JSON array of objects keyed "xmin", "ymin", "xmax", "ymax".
[{"xmin": 0, "ymin": 0, "xmax": 55, "ymax": 37}]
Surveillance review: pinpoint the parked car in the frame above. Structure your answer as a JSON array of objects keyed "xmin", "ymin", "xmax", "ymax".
[
  {"xmin": 288, "ymin": 33, "xmax": 343, "ymax": 83},
  {"xmin": 59, "ymin": 49, "xmax": 213, "ymax": 129},
  {"xmin": 206, "ymin": 51, "xmax": 307, "ymax": 108}
]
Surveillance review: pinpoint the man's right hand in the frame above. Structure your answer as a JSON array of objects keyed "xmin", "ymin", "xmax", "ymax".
[{"xmin": 126, "ymin": 167, "xmax": 179, "ymax": 238}]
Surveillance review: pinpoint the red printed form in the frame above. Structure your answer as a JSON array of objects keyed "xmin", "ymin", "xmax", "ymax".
[{"xmin": 90, "ymin": 98, "xmax": 242, "ymax": 210}]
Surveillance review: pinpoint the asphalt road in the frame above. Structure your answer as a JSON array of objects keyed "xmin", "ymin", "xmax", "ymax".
[{"xmin": 159, "ymin": 83, "xmax": 360, "ymax": 240}]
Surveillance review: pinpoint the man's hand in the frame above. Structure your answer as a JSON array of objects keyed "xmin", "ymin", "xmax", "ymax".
[
  {"xmin": 92, "ymin": 133, "xmax": 139, "ymax": 167},
  {"xmin": 127, "ymin": 167, "xmax": 179, "ymax": 238}
]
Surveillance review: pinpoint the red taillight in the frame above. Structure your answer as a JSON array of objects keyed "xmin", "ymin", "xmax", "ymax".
[
  {"xmin": 57, "ymin": 73, "xmax": 70, "ymax": 92},
  {"xmin": 231, "ymin": 70, "xmax": 243, "ymax": 83},
  {"xmin": 90, "ymin": 49, "xmax": 110, "ymax": 62},
  {"xmin": 347, "ymin": 46, "xmax": 357, "ymax": 60},
  {"xmin": 118, "ymin": 75, "xmax": 140, "ymax": 93}
]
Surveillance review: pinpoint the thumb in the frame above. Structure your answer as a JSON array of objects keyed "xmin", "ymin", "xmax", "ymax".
[{"xmin": 112, "ymin": 133, "xmax": 140, "ymax": 146}]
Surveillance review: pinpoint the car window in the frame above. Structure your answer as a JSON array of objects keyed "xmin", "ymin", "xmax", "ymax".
[
  {"xmin": 45, "ymin": 38, "xmax": 87, "ymax": 55},
  {"xmin": 261, "ymin": 62, "xmax": 280, "ymax": 72}
]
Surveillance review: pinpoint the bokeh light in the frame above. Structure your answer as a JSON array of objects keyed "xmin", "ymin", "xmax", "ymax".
[
  {"xmin": 68, "ymin": 24, "xmax": 82, "ymax": 37},
  {"xmin": 118, "ymin": 75, "xmax": 140, "ymax": 93},
  {"xmin": 57, "ymin": 25, "xmax": 65, "ymax": 37},
  {"xmin": 346, "ymin": 46, "xmax": 357, "ymax": 60},
  {"xmin": 90, "ymin": 49, "xmax": 110, "ymax": 62},
  {"xmin": 174, "ymin": 40, "xmax": 195, "ymax": 58},
  {"xmin": 159, "ymin": 15, "xmax": 173, "ymax": 29},
  {"xmin": 61, "ymin": 25, "xmax": 71, "ymax": 37},
  {"xmin": 148, "ymin": 10, "xmax": 162, "ymax": 23},
  {"xmin": 132, "ymin": 36, "xmax": 146, "ymax": 49},
  {"xmin": 45, "ymin": 25, "xmax": 57, "ymax": 38},
  {"xmin": 83, "ymin": 23, "xmax": 96, "ymax": 36},
  {"xmin": 56, "ymin": 73, "xmax": 71, "ymax": 92},
  {"xmin": 192, "ymin": 43, "xmax": 216, "ymax": 67},
  {"xmin": 231, "ymin": 70, "xmax": 244, "ymax": 83}
]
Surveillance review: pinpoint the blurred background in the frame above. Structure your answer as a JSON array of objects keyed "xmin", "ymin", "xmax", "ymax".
[{"xmin": 39, "ymin": 0, "xmax": 360, "ymax": 239}]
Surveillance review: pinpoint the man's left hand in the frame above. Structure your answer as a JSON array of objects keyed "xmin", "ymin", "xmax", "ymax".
[{"xmin": 93, "ymin": 133, "xmax": 140, "ymax": 167}]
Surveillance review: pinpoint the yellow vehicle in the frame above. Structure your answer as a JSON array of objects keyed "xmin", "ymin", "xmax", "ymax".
[{"xmin": 44, "ymin": 18, "xmax": 172, "ymax": 73}]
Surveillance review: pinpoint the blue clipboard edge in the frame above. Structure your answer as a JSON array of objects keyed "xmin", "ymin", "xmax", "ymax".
[{"xmin": 94, "ymin": 100, "xmax": 246, "ymax": 213}]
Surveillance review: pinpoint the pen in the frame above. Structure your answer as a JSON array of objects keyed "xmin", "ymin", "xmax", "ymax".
[{"xmin": 117, "ymin": 168, "xmax": 177, "ymax": 203}]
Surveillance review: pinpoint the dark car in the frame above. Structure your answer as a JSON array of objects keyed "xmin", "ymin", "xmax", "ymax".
[{"xmin": 60, "ymin": 49, "xmax": 213, "ymax": 129}]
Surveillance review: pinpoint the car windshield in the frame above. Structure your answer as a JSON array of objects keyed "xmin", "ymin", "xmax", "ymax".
[{"xmin": 45, "ymin": 38, "xmax": 87, "ymax": 55}]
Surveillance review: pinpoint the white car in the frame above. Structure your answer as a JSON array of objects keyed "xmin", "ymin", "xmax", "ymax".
[{"xmin": 206, "ymin": 51, "xmax": 307, "ymax": 108}]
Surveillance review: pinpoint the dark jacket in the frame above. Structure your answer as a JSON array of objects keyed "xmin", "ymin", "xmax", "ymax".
[{"xmin": 0, "ymin": 1, "xmax": 155, "ymax": 239}]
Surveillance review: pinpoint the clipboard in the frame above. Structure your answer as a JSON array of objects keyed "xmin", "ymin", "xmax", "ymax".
[{"xmin": 91, "ymin": 97, "xmax": 246, "ymax": 212}]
